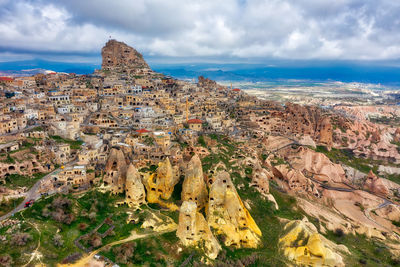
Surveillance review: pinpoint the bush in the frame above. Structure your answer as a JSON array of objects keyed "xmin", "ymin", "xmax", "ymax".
[
  {"xmin": 11, "ymin": 233, "xmax": 32, "ymax": 246},
  {"xmin": 78, "ymin": 223, "xmax": 89, "ymax": 231},
  {"xmin": 53, "ymin": 233, "xmax": 64, "ymax": 247},
  {"xmin": 89, "ymin": 233, "xmax": 102, "ymax": 248},
  {"xmin": 61, "ymin": 253, "xmax": 82, "ymax": 264},
  {"xmin": 359, "ymin": 258, "xmax": 367, "ymax": 265},
  {"xmin": 334, "ymin": 228, "xmax": 345, "ymax": 237},
  {"xmin": 113, "ymin": 243, "xmax": 135, "ymax": 264},
  {"xmin": 50, "ymin": 196, "xmax": 75, "ymax": 224},
  {"xmin": 0, "ymin": 254, "xmax": 13, "ymax": 267}
]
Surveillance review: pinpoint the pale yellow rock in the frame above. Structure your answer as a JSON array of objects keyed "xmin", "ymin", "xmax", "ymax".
[
  {"xmin": 279, "ymin": 218, "xmax": 347, "ymax": 267},
  {"xmin": 125, "ymin": 164, "xmax": 146, "ymax": 209},
  {"xmin": 177, "ymin": 201, "xmax": 221, "ymax": 259},
  {"xmin": 207, "ymin": 171, "xmax": 261, "ymax": 248},
  {"xmin": 181, "ymin": 155, "xmax": 208, "ymax": 210},
  {"xmin": 142, "ymin": 157, "xmax": 179, "ymax": 210},
  {"xmin": 141, "ymin": 209, "xmax": 177, "ymax": 232}
]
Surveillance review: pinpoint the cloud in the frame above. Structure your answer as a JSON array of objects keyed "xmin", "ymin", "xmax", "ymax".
[{"xmin": 0, "ymin": 0, "xmax": 400, "ymax": 62}]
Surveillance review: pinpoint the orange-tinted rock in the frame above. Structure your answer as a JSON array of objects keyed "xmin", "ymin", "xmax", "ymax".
[
  {"xmin": 318, "ymin": 117, "xmax": 333, "ymax": 148},
  {"xmin": 364, "ymin": 170, "xmax": 389, "ymax": 196},
  {"xmin": 101, "ymin": 39, "xmax": 150, "ymax": 71}
]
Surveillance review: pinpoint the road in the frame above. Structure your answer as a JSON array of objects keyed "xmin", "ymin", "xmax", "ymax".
[{"xmin": 0, "ymin": 159, "xmax": 76, "ymax": 222}]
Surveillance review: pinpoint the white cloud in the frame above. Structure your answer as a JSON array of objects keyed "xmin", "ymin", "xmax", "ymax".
[{"xmin": 0, "ymin": 0, "xmax": 400, "ymax": 61}]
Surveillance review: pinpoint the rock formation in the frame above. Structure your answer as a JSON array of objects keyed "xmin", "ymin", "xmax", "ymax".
[
  {"xmin": 272, "ymin": 165, "xmax": 321, "ymax": 198},
  {"xmin": 140, "ymin": 210, "xmax": 177, "ymax": 232},
  {"xmin": 288, "ymin": 147, "xmax": 347, "ymax": 184},
  {"xmin": 101, "ymin": 39, "xmax": 150, "ymax": 71},
  {"xmin": 283, "ymin": 103, "xmax": 333, "ymax": 146},
  {"xmin": 318, "ymin": 117, "xmax": 333, "ymax": 148},
  {"xmin": 279, "ymin": 218, "xmax": 346, "ymax": 267},
  {"xmin": 364, "ymin": 170, "xmax": 389, "ymax": 196},
  {"xmin": 104, "ymin": 148, "xmax": 128, "ymax": 194},
  {"xmin": 125, "ymin": 164, "xmax": 146, "ymax": 209},
  {"xmin": 198, "ymin": 76, "xmax": 218, "ymax": 89},
  {"xmin": 177, "ymin": 201, "xmax": 221, "ymax": 259},
  {"xmin": 207, "ymin": 171, "xmax": 261, "ymax": 248},
  {"xmin": 142, "ymin": 157, "xmax": 179, "ymax": 210},
  {"xmin": 393, "ymin": 128, "xmax": 400, "ymax": 143},
  {"xmin": 181, "ymin": 155, "xmax": 208, "ymax": 210}
]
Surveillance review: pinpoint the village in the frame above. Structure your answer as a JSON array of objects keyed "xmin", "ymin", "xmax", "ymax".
[{"xmin": 1, "ymin": 40, "xmax": 400, "ymax": 266}]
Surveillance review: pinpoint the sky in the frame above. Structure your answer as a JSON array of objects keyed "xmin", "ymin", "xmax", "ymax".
[{"xmin": 1, "ymin": 0, "xmax": 400, "ymax": 64}]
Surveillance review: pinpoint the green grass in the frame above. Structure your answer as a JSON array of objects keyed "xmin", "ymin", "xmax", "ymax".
[
  {"xmin": 198, "ymin": 135, "xmax": 207, "ymax": 147},
  {"xmin": 8, "ymin": 141, "xmax": 35, "ymax": 154},
  {"xmin": 1, "ymin": 154, "xmax": 15, "ymax": 163},
  {"xmin": 50, "ymin": 135, "xmax": 83, "ymax": 150},
  {"xmin": 0, "ymin": 197, "xmax": 24, "ymax": 216},
  {"xmin": 30, "ymin": 126, "xmax": 44, "ymax": 132},
  {"xmin": 4, "ymin": 172, "xmax": 47, "ymax": 190},
  {"xmin": 324, "ymin": 230, "xmax": 399, "ymax": 266},
  {"xmin": 0, "ymin": 190, "xmax": 138, "ymax": 265},
  {"xmin": 314, "ymin": 146, "xmax": 382, "ymax": 174}
]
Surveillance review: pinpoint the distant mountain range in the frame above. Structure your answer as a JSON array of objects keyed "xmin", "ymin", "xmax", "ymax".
[
  {"xmin": 1, "ymin": 59, "xmax": 400, "ymax": 87},
  {"xmin": 0, "ymin": 59, "xmax": 100, "ymax": 76}
]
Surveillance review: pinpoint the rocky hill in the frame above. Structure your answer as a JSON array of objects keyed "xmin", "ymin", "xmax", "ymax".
[{"xmin": 101, "ymin": 39, "xmax": 150, "ymax": 71}]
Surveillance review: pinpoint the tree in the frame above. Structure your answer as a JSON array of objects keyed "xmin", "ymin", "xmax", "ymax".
[
  {"xmin": 0, "ymin": 254, "xmax": 13, "ymax": 267},
  {"xmin": 90, "ymin": 233, "xmax": 102, "ymax": 248},
  {"xmin": 11, "ymin": 233, "xmax": 32, "ymax": 246},
  {"xmin": 88, "ymin": 211, "xmax": 97, "ymax": 222},
  {"xmin": 53, "ymin": 233, "xmax": 64, "ymax": 247}
]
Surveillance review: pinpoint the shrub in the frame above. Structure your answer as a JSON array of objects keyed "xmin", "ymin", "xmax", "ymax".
[
  {"xmin": 0, "ymin": 254, "xmax": 13, "ymax": 267},
  {"xmin": 334, "ymin": 228, "xmax": 345, "ymax": 237},
  {"xmin": 11, "ymin": 233, "xmax": 32, "ymax": 246},
  {"xmin": 78, "ymin": 223, "xmax": 89, "ymax": 231},
  {"xmin": 53, "ymin": 233, "xmax": 64, "ymax": 247},
  {"xmin": 61, "ymin": 253, "xmax": 82, "ymax": 264},
  {"xmin": 89, "ymin": 233, "xmax": 102, "ymax": 248}
]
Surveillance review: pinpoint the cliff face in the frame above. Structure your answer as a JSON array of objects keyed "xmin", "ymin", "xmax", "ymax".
[
  {"xmin": 284, "ymin": 103, "xmax": 333, "ymax": 147},
  {"xmin": 104, "ymin": 148, "xmax": 128, "ymax": 194},
  {"xmin": 101, "ymin": 39, "xmax": 150, "ymax": 70},
  {"xmin": 177, "ymin": 201, "xmax": 221, "ymax": 259},
  {"xmin": 207, "ymin": 172, "xmax": 261, "ymax": 248},
  {"xmin": 142, "ymin": 157, "xmax": 180, "ymax": 210},
  {"xmin": 125, "ymin": 164, "xmax": 146, "ymax": 209},
  {"xmin": 363, "ymin": 170, "xmax": 389, "ymax": 196},
  {"xmin": 181, "ymin": 155, "xmax": 208, "ymax": 210}
]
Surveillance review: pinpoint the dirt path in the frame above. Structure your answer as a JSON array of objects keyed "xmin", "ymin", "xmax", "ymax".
[
  {"xmin": 22, "ymin": 214, "xmax": 43, "ymax": 267},
  {"xmin": 58, "ymin": 227, "xmax": 177, "ymax": 267}
]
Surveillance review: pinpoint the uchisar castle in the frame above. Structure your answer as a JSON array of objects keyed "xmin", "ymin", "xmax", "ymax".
[{"xmin": 1, "ymin": 40, "xmax": 400, "ymax": 266}]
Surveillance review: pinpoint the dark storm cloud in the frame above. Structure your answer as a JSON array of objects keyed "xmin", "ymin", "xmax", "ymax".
[{"xmin": 0, "ymin": 0, "xmax": 400, "ymax": 62}]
